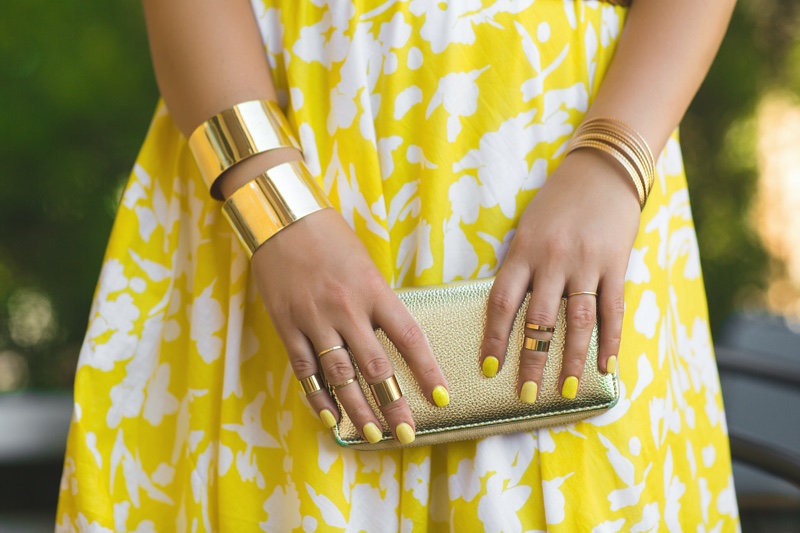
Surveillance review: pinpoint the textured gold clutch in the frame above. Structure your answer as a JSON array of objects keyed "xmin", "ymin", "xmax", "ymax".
[{"xmin": 328, "ymin": 277, "xmax": 619, "ymax": 450}]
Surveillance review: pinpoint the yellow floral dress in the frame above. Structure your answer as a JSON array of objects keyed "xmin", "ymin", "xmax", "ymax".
[{"xmin": 57, "ymin": 1, "xmax": 740, "ymax": 531}]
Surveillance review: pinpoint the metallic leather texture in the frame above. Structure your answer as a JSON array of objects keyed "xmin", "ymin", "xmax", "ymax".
[
  {"xmin": 327, "ymin": 277, "xmax": 619, "ymax": 450},
  {"xmin": 188, "ymin": 99, "xmax": 302, "ymax": 199},
  {"xmin": 221, "ymin": 161, "xmax": 332, "ymax": 258}
]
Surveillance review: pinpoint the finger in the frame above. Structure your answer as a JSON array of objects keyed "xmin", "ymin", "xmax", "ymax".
[
  {"xmin": 597, "ymin": 274, "xmax": 625, "ymax": 375},
  {"xmin": 373, "ymin": 290, "xmax": 449, "ymax": 408},
  {"xmin": 282, "ymin": 329, "xmax": 341, "ymax": 430},
  {"xmin": 311, "ymin": 331, "xmax": 385, "ymax": 444},
  {"xmin": 517, "ymin": 272, "xmax": 562, "ymax": 404},
  {"xmin": 480, "ymin": 262, "xmax": 530, "ymax": 378},
  {"xmin": 560, "ymin": 284, "xmax": 600, "ymax": 399},
  {"xmin": 339, "ymin": 318, "xmax": 416, "ymax": 445}
]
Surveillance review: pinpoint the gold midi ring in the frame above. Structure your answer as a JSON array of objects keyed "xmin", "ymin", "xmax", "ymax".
[
  {"xmin": 567, "ymin": 291, "xmax": 599, "ymax": 298},
  {"xmin": 370, "ymin": 376, "xmax": 403, "ymax": 407},
  {"xmin": 298, "ymin": 374, "xmax": 323, "ymax": 395},
  {"xmin": 318, "ymin": 345, "xmax": 347, "ymax": 358},
  {"xmin": 525, "ymin": 322, "xmax": 555, "ymax": 333},
  {"xmin": 330, "ymin": 377, "xmax": 356, "ymax": 391},
  {"xmin": 523, "ymin": 337, "xmax": 551, "ymax": 352}
]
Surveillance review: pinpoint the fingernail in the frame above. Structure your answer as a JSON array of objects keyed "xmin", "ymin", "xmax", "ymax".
[
  {"xmin": 561, "ymin": 376, "xmax": 579, "ymax": 399},
  {"xmin": 482, "ymin": 356, "xmax": 499, "ymax": 378},
  {"xmin": 606, "ymin": 355, "xmax": 617, "ymax": 375},
  {"xmin": 319, "ymin": 409, "xmax": 337, "ymax": 428},
  {"xmin": 520, "ymin": 381, "xmax": 538, "ymax": 404},
  {"xmin": 432, "ymin": 385, "xmax": 450, "ymax": 407},
  {"xmin": 396, "ymin": 422, "xmax": 416, "ymax": 444},
  {"xmin": 363, "ymin": 422, "xmax": 383, "ymax": 444}
]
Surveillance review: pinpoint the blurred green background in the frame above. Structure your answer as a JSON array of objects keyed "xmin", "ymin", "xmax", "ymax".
[{"xmin": 1, "ymin": 0, "xmax": 799, "ymax": 392}]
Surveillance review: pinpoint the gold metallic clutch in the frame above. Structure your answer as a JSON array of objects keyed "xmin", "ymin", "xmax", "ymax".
[{"xmin": 328, "ymin": 277, "xmax": 619, "ymax": 450}]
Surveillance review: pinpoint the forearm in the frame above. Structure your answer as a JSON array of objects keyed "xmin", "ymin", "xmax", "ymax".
[
  {"xmin": 141, "ymin": 0, "xmax": 299, "ymax": 197},
  {"xmin": 587, "ymin": 0, "xmax": 736, "ymax": 154}
]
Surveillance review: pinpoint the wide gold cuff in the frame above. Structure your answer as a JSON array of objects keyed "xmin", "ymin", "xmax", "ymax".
[
  {"xmin": 188, "ymin": 99, "xmax": 302, "ymax": 199},
  {"xmin": 222, "ymin": 161, "xmax": 332, "ymax": 258}
]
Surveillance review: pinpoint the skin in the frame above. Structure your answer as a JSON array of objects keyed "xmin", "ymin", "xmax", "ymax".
[{"xmin": 141, "ymin": 0, "xmax": 736, "ymax": 441}]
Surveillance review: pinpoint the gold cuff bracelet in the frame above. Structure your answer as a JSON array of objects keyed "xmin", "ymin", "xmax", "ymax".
[
  {"xmin": 188, "ymin": 99, "xmax": 303, "ymax": 199},
  {"xmin": 567, "ymin": 118, "xmax": 656, "ymax": 210},
  {"xmin": 222, "ymin": 160, "xmax": 332, "ymax": 258}
]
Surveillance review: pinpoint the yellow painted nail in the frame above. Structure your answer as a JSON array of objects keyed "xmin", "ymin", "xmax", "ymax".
[
  {"xmin": 396, "ymin": 422, "xmax": 416, "ymax": 444},
  {"xmin": 561, "ymin": 376, "xmax": 579, "ymax": 399},
  {"xmin": 432, "ymin": 385, "xmax": 450, "ymax": 407},
  {"xmin": 606, "ymin": 355, "xmax": 618, "ymax": 375},
  {"xmin": 482, "ymin": 356, "xmax": 499, "ymax": 378},
  {"xmin": 520, "ymin": 381, "xmax": 538, "ymax": 404},
  {"xmin": 363, "ymin": 422, "xmax": 383, "ymax": 444},
  {"xmin": 319, "ymin": 409, "xmax": 337, "ymax": 429}
]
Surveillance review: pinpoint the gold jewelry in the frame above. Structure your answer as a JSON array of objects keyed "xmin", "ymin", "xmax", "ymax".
[
  {"xmin": 299, "ymin": 374, "xmax": 322, "ymax": 395},
  {"xmin": 567, "ymin": 117, "xmax": 655, "ymax": 209},
  {"xmin": 370, "ymin": 376, "xmax": 403, "ymax": 407},
  {"xmin": 524, "ymin": 323, "xmax": 555, "ymax": 333},
  {"xmin": 330, "ymin": 378, "xmax": 356, "ymax": 391},
  {"xmin": 523, "ymin": 337, "xmax": 551, "ymax": 352},
  {"xmin": 318, "ymin": 345, "xmax": 347, "ymax": 358},
  {"xmin": 567, "ymin": 291, "xmax": 599, "ymax": 298},
  {"xmin": 189, "ymin": 99, "xmax": 302, "ymax": 199},
  {"xmin": 222, "ymin": 161, "xmax": 332, "ymax": 258}
]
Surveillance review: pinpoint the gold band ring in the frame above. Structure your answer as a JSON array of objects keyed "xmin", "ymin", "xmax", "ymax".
[
  {"xmin": 524, "ymin": 322, "xmax": 555, "ymax": 333},
  {"xmin": 567, "ymin": 291, "xmax": 599, "ymax": 298},
  {"xmin": 370, "ymin": 376, "xmax": 403, "ymax": 407},
  {"xmin": 298, "ymin": 374, "xmax": 322, "ymax": 395},
  {"xmin": 330, "ymin": 377, "xmax": 356, "ymax": 391},
  {"xmin": 523, "ymin": 337, "xmax": 551, "ymax": 352},
  {"xmin": 318, "ymin": 345, "xmax": 347, "ymax": 358}
]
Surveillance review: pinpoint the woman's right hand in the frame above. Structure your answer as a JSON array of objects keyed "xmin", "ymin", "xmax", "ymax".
[{"xmin": 250, "ymin": 207, "xmax": 449, "ymax": 445}]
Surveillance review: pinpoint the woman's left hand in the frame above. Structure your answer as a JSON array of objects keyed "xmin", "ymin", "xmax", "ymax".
[{"xmin": 479, "ymin": 148, "xmax": 642, "ymax": 402}]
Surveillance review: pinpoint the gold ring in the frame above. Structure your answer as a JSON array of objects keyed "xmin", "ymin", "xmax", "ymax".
[
  {"xmin": 567, "ymin": 291, "xmax": 599, "ymax": 298},
  {"xmin": 318, "ymin": 345, "xmax": 347, "ymax": 358},
  {"xmin": 370, "ymin": 376, "xmax": 403, "ymax": 407},
  {"xmin": 330, "ymin": 377, "xmax": 356, "ymax": 391},
  {"xmin": 524, "ymin": 322, "xmax": 555, "ymax": 333},
  {"xmin": 298, "ymin": 374, "xmax": 322, "ymax": 395},
  {"xmin": 523, "ymin": 337, "xmax": 551, "ymax": 352}
]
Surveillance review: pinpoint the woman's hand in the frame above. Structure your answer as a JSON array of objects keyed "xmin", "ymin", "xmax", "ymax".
[
  {"xmin": 251, "ymin": 208, "xmax": 449, "ymax": 444},
  {"xmin": 480, "ymin": 149, "xmax": 642, "ymax": 402}
]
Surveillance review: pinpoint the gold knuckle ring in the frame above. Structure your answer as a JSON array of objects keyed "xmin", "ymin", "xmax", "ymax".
[
  {"xmin": 298, "ymin": 374, "xmax": 323, "ymax": 395},
  {"xmin": 318, "ymin": 345, "xmax": 347, "ymax": 358},
  {"xmin": 567, "ymin": 291, "xmax": 599, "ymax": 298},
  {"xmin": 524, "ymin": 322, "xmax": 555, "ymax": 333},
  {"xmin": 370, "ymin": 375, "xmax": 403, "ymax": 407},
  {"xmin": 523, "ymin": 337, "xmax": 551, "ymax": 352},
  {"xmin": 330, "ymin": 377, "xmax": 356, "ymax": 391}
]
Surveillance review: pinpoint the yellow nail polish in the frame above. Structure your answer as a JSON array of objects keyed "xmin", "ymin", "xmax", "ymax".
[
  {"xmin": 396, "ymin": 422, "xmax": 416, "ymax": 444},
  {"xmin": 432, "ymin": 385, "xmax": 450, "ymax": 407},
  {"xmin": 561, "ymin": 376, "xmax": 579, "ymax": 399},
  {"xmin": 482, "ymin": 356, "xmax": 499, "ymax": 378},
  {"xmin": 606, "ymin": 355, "xmax": 617, "ymax": 375},
  {"xmin": 520, "ymin": 381, "xmax": 538, "ymax": 404},
  {"xmin": 363, "ymin": 422, "xmax": 383, "ymax": 444},
  {"xmin": 319, "ymin": 409, "xmax": 337, "ymax": 429}
]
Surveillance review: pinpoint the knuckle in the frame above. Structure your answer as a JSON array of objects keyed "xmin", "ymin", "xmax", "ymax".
[
  {"xmin": 379, "ymin": 395, "xmax": 409, "ymax": 419},
  {"xmin": 291, "ymin": 357, "xmax": 317, "ymax": 378},
  {"xmin": 360, "ymin": 355, "xmax": 394, "ymax": 381},
  {"xmin": 395, "ymin": 321, "xmax": 425, "ymax": 351},
  {"xmin": 324, "ymin": 358, "xmax": 354, "ymax": 382},
  {"xmin": 605, "ymin": 296, "xmax": 626, "ymax": 317},
  {"xmin": 482, "ymin": 330, "xmax": 510, "ymax": 350},
  {"xmin": 568, "ymin": 305, "xmax": 596, "ymax": 329},
  {"xmin": 602, "ymin": 333, "xmax": 622, "ymax": 349},
  {"xmin": 518, "ymin": 353, "xmax": 546, "ymax": 375},
  {"xmin": 526, "ymin": 309, "xmax": 554, "ymax": 327},
  {"xmin": 341, "ymin": 401, "xmax": 374, "ymax": 425},
  {"xmin": 488, "ymin": 288, "xmax": 519, "ymax": 317}
]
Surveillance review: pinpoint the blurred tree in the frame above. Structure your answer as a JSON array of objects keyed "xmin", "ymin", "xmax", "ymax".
[{"xmin": 0, "ymin": 1, "xmax": 796, "ymax": 390}]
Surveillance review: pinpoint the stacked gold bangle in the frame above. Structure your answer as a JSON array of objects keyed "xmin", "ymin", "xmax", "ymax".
[
  {"xmin": 566, "ymin": 118, "xmax": 655, "ymax": 209},
  {"xmin": 188, "ymin": 99, "xmax": 331, "ymax": 257}
]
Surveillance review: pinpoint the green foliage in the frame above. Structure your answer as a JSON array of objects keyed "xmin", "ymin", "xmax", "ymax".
[{"xmin": 0, "ymin": 2, "xmax": 795, "ymax": 389}]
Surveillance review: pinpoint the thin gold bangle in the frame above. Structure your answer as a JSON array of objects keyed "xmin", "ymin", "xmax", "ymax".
[{"xmin": 569, "ymin": 139, "xmax": 646, "ymax": 208}]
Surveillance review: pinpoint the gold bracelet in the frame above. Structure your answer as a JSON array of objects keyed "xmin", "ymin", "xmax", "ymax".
[
  {"xmin": 567, "ymin": 118, "xmax": 655, "ymax": 209},
  {"xmin": 222, "ymin": 160, "xmax": 332, "ymax": 258},
  {"xmin": 188, "ymin": 99, "xmax": 302, "ymax": 200}
]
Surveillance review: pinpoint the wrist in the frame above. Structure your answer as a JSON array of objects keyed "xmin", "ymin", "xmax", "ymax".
[{"xmin": 560, "ymin": 149, "xmax": 642, "ymax": 213}]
